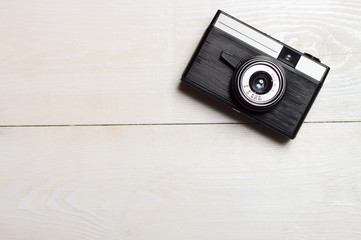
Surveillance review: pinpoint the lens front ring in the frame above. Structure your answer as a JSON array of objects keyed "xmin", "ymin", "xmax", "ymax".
[{"xmin": 232, "ymin": 57, "xmax": 286, "ymax": 111}]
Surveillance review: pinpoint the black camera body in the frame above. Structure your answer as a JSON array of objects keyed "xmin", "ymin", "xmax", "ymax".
[{"xmin": 182, "ymin": 10, "xmax": 330, "ymax": 139}]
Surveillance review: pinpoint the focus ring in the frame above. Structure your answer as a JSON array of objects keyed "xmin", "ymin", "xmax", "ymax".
[{"xmin": 232, "ymin": 57, "xmax": 286, "ymax": 111}]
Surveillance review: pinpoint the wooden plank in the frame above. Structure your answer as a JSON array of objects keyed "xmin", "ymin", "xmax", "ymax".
[
  {"xmin": 0, "ymin": 123, "xmax": 361, "ymax": 239},
  {"xmin": 0, "ymin": 0, "xmax": 360, "ymax": 125}
]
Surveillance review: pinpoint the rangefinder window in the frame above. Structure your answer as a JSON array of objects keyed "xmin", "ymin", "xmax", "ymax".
[{"xmin": 277, "ymin": 47, "xmax": 301, "ymax": 68}]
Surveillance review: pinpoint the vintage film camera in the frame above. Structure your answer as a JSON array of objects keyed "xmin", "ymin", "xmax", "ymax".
[{"xmin": 182, "ymin": 10, "xmax": 330, "ymax": 139}]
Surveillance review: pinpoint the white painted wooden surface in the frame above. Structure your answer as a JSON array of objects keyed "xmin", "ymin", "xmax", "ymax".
[{"xmin": 0, "ymin": 0, "xmax": 360, "ymax": 239}]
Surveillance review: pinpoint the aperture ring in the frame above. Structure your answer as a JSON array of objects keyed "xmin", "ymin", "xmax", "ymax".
[{"xmin": 233, "ymin": 57, "xmax": 286, "ymax": 111}]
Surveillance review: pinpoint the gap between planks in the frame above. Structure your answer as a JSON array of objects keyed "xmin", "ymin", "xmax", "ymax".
[{"xmin": 0, "ymin": 121, "xmax": 359, "ymax": 128}]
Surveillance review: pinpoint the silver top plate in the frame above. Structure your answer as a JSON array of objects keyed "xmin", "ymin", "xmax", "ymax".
[{"xmin": 214, "ymin": 12, "xmax": 327, "ymax": 82}]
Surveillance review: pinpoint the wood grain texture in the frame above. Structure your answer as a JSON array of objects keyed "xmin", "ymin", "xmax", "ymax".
[
  {"xmin": 0, "ymin": 0, "xmax": 360, "ymax": 125},
  {"xmin": 1, "ymin": 0, "xmax": 361, "ymax": 239},
  {"xmin": 0, "ymin": 123, "xmax": 361, "ymax": 239}
]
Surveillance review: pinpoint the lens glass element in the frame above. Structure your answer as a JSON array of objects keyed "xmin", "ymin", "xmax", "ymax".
[{"xmin": 249, "ymin": 71, "xmax": 273, "ymax": 95}]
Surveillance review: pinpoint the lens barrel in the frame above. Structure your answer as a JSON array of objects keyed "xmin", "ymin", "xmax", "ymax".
[{"xmin": 232, "ymin": 57, "xmax": 286, "ymax": 111}]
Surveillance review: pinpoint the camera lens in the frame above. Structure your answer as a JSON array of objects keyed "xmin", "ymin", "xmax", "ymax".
[
  {"xmin": 232, "ymin": 57, "xmax": 286, "ymax": 111},
  {"xmin": 249, "ymin": 71, "xmax": 273, "ymax": 95}
]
